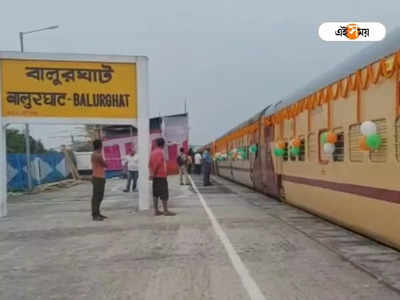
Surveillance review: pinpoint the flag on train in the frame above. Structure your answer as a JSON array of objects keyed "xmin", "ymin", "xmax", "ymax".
[{"xmin": 360, "ymin": 121, "xmax": 381, "ymax": 150}]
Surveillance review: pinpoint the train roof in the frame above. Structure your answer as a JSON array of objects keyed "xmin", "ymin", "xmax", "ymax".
[
  {"xmin": 214, "ymin": 27, "xmax": 400, "ymax": 143},
  {"xmin": 264, "ymin": 27, "xmax": 400, "ymax": 117}
]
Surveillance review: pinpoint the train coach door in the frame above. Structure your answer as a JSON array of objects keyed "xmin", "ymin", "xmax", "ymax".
[{"xmin": 262, "ymin": 126, "xmax": 280, "ymax": 197}]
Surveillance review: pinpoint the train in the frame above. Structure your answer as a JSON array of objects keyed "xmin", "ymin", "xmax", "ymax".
[{"xmin": 208, "ymin": 28, "xmax": 400, "ymax": 250}]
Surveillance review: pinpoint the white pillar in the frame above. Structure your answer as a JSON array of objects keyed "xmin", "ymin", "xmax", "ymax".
[
  {"xmin": 137, "ymin": 56, "xmax": 150, "ymax": 210},
  {"xmin": 0, "ymin": 125, "xmax": 6, "ymax": 217},
  {"xmin": 0, "ymin": 60, "xmax": 7, "ymax": 217},
  {"xmin": 0, "ymin": 124, "xmax": 7, "ymax": 217}
]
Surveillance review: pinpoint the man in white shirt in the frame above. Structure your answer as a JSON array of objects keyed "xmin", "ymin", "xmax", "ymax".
[
  {"xmin": 194, "ymin": 152, "xmax": 202, "ymax": 174},
  {"xmin": 123, "ymin": 150, "xmax": 139, "ymax": 192}
]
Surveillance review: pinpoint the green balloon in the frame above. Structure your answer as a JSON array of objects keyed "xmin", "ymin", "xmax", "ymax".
[
  {"xmin": 366, "ymin": 134, "xmax": 382, "ymax": 150},
  {"xmin": 275, "ymin": 148, "xmax": 285, "ymax": 157},
  {"xmin": 320, "ymin": 132, "xmax": 327, "ymax": 144},
  {"xmin": 248, "ymin": 144, "xmax": 257, "ymax": 153},
  {"xmin": 291, "ymin": 147, "xmax": 300, "ymax": 156}
]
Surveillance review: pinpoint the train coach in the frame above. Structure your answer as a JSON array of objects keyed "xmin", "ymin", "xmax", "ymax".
[{"xmin": 209, "ymin": 29, "xmax": 400, "ymax": 250}]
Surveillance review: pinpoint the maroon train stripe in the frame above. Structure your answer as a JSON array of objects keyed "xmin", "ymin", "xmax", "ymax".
[{"xmin": 282, "ymin": 175, "xmax": 400, "ymax": 204}]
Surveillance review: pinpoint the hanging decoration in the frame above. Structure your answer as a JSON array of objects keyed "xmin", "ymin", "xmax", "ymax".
[
  {"xmin": 360, "ymin": 121, "xmax": 377, "ymax": 136},
  {"xmin": 323, "ymin": 143, "xmax": 336, "ymax": 154},
  {"xmin": 291, "ymin": 138, "xmax": 301, "ymax": 148},
  {"xmin": 320, "ymin": 132, "xmax": 328, "ymax": 144},
  {"xmin": 359, "ymin": 136, "xmax": 369, "ymax": 151},
  {"xmin": 326, "ymin": 131, "xmax": 338, "ymax": 144},
  {"xmin": 290, "ymin": 147, "xmax": 300, "ymax": 156},
  {"xmin": 366, "ymin": 133, "xmax": 382, "ymax": 150},
  {"xmin": 320, "ymin": 131, "xmax": 336, "ymax": 155},
  {"xmin": 359, "ymin": 120, "xmax": 381, "ymax": 151},
  {"xmin": 249, "ymin": 144, "xmax": 258, "ymax": 153},
  {"xmin": 277, "ymin": 141, "xmax": 285, "ymax": 149},
  {"xmin": 274, "ymin": 148, "xmax": 285, "ymax": 157},
  {"xmin": 214, "ymin": 53, "xmax": 400, "ymax": 153}
]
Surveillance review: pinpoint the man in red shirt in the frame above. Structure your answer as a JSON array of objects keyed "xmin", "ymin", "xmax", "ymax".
[
  {"xmin": 91, "ymin": 139, "xmax": 108, "ymax": 221},
  {"xmin": 149, "ymin": 138, "xmax": 175, "ymax": 216}
]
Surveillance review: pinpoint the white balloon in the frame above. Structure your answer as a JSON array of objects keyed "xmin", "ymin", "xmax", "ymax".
[
  {"xmin": 323, "ymin": 143, "xmax": 335, "ymax": 154},
  {"xmin": 361, "ymin": 121, "xmax": 377, "ymax": 136}
]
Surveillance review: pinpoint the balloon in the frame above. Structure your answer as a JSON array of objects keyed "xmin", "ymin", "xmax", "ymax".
[
  {"xmin": 249, "ymin": 145, "xmax": 258, "ymax": 153},
  {"xmin": 326, "ymin": 132, "xmax": 337, "ymax": 144},
  {"xmin": 323, "ymin": 143, "xmax": 335, "ymax": 154},
  {"xmin": 277, "ymin": 141, "xmax": 285, "ymax": 149},
  {"xmin": 320, "ymin": 132, "xmax": 327, "ymax": 144},
  {"xmin": 274, "ymin": 148, "xmax": 285, "ymax": 157},
  {"xmin": 243, "ymin": 152, "xmax": 248, "ymax": 159},
  {"xmin": 361, "ymin": 121, "xmax": 377, "ymax": 136},
  {"xmin": 291, "ymin": 147, "xmax": 300, "ymax": 156},
  {"xmin": 360, "ymin": 136, "xmax": 369, "ymax": 151},
  {"xmin": 366, "ymin": 134, "xmax": 382, "ymax": 150},
  {"xmin": 292, "ymin": 138, "xmax": 301, "ymax": 148}
]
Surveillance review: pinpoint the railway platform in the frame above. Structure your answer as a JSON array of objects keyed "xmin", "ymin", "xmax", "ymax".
[{"xmin": 0, "ymin": 175, "xmax": 399, "ymax": 299}]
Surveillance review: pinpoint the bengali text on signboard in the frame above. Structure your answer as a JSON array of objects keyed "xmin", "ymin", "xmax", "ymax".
[{"xmin": 1, "ymin": 59, "xmax": 137, "ymax": 119}]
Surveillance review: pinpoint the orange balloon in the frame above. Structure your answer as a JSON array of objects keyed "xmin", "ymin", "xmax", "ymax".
[
  {"xmin": 326, "ymin": 131, "xmax": 337, "ymax": 144},
  {"xmin": 360, "ymin": 136, "xmax": 369, "ymax": 151},
  {"xmin": 277, "ymin": 141, "xmax": 285, "ymax": 149},
  {"xmin": 292, "ymin": 138, "xmax": 301, "ymax": 148}
]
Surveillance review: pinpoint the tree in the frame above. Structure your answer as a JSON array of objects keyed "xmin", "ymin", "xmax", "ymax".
[{"xmin": 6, "ymin": 129, "xmax": 47, "ymax": 154}]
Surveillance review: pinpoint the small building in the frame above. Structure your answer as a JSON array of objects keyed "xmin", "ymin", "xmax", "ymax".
[{"xmin": 101, "ymin": 113, "xmax": 189, "ymax": 176}]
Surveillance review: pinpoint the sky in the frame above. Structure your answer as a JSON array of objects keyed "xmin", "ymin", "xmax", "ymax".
[{"xmin": 0, "ymin": 0, "xmax": 399, "ymax": 148}]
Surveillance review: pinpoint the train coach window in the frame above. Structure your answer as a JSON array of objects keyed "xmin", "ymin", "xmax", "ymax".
[
  {"xmin": 369, "ymin": 119, "xmax": 387, "ymax": 163},
  {"xmin": 308, "ymin": 133, "xmax": 317, "ymax": 162},
  {"xmin": 349, "ymin": 124, "xmax": 364, "ymax": 162},
  {"xmin": 299, "ymin": 137, "xmax": 305, "ymax": 161},
  {"xmin": 333, "ymin": 130, "xmax": 345, "ymax": 162}
]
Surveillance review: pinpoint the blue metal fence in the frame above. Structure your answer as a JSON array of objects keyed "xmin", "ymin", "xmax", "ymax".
[{"xmin": 7, "ymin": 153, "xmax": 69, "ymax": 191}]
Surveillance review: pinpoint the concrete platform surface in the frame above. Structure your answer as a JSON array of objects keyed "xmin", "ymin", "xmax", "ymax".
[{"xmin": 0, "ymin": 175, "xmax": 399, "ymax": 300}]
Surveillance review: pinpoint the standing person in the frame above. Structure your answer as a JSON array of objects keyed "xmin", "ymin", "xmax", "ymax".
[
  {"xmin": 177, "ymin": 147, "xmax": 189, "ymax": 185},
  {"xmin": 149, "ymin": 138, "xmax": 175, "ymax": 216},
  {"xmin": 123, "ymin": 149, "xmax": 139, "ymax": 192},
  {"xmin": 91, "ymin": 139, "xmax": 108, "ymax": 221},
  {"xmin": 187, "ymin": 148, "xmax": 194, "ymax": 174},
  {"xmin": 194, "ymin": 152, "xmax": 202, "ymax": 174},
  {"xmin": 202, "ymin": 148, "xmax": 212, "ymax": 186}
]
